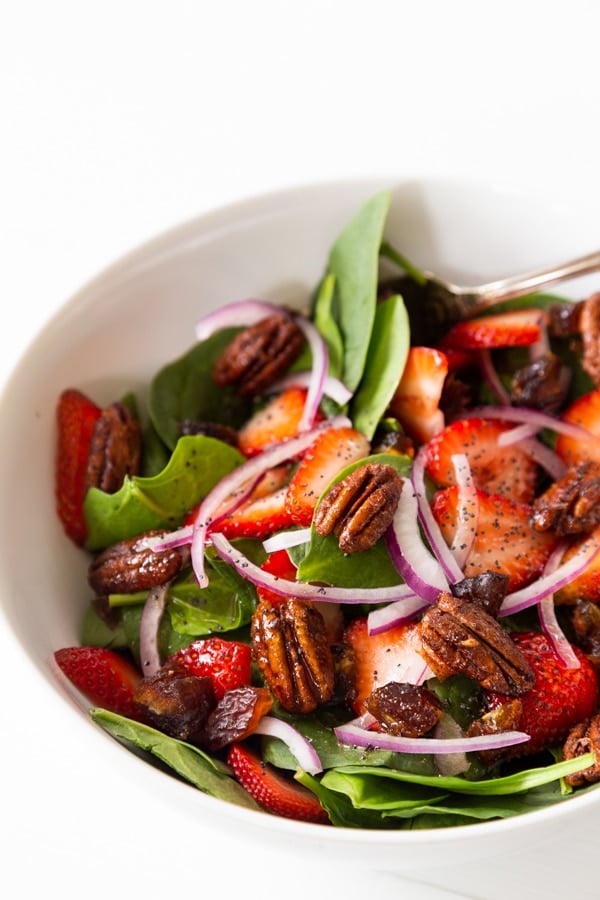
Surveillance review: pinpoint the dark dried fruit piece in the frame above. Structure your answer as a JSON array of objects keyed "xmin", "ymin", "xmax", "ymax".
[
  {"xmin": 179, "ymin": 419, "xmax": 239, "ymax": 447},
  {"xmin": 365, "ymin": 682, "xmax": 443, "ymax": 737},
  {"xmin": 313, "ymin": 462, "xmax": 403, "ymax": 553},
  {"xmin": 88, "ymin": 529, "xmax": 189, "ymax": 595},
  {"xmin": 133, "ymin": 665, "xmax": 216, "ymax": 743},
  {"xmin": 510, "ymin": 352, "xmax": 569, "ymax": 414},
  {"xmin": 213, "ymin": 312, "xmax": 305, "ymax": 397},
  {"xmin": 450, "ymin": 570, "xmax": 509, "ymax": 618},
  {"xmin": 563, "ymin": 714, "xmax": 600, "ymax": 786},
  {"xmin": 85, "ymin": 402, "xmax": 142, "ymax": 494},
  {"xmin": 580, "ymin": 293, "xmax": 600, "ymax": 387},
  {"xmin": 532, "ymin": 460, "xmax": 600, "ymax": 535},
  {"xmin": 202, "ymin": 686, "xmax": 273, "ymax": 751}
]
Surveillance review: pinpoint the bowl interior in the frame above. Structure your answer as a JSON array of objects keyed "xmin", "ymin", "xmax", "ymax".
[{"xmin": 2, "ymin": 176, "xmax": 599, "ymax": 865}]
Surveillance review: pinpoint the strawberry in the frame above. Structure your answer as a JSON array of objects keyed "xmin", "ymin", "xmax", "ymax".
[
  {"xmin": 342, "ymin": 617, "xmax": 427, "ymax": 716},
  {"xmin": 439, "ymin": 308, "xmax": 546, "ymax": 351},
  {"xmin": 486, "ymin": 631, "xmax": 599, "ymax": 757},
  {"xmin": 388, "ymin": 346, "xmax": 448, "ymax": 444},
  {"xmin": 285, "ymin": 426, "xmax": 370, "ymax": 526},
  {"xmin": 54, "ymin": 646, "xmax": 142, "ymax": 718},
  {"xmin": 237, "ymin": 387, "xmax": 309, "ymax": 457},
  {"xmin": 555, "ymin": 524, "xmax": 600, "ymax": 604},
  {"xmin": 215, "ymin": 465, "xmax": 294, "ymax": 539},
  {"xmin": 55, "ymin": 388, "xmax": 102, "ymax": 545},
  {"xmin": 166, "ymin": 637, "xmax": 252, "ymax": 701},
  {"xmin": 423, "ymin": 417, "xmax": 539, "ymax": 503},
  {"xmin": 431, "ymin": 486, "xmax": 558, "ymax": 592},
  {"xmin": 256, "ymin": 549, "xmax": 299, "ymax": 606},
  {"xmin": 555, "ymin": 387, "xmax": 600, "ymax": 465},
  {"xmin": 227, "ymin": 742, "xmax": 329, "ymax": 824}
]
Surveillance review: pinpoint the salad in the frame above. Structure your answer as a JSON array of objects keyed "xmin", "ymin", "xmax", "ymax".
[{"xmin": 53, "ymin": 190, "xmax": 600, "ymax": 829}]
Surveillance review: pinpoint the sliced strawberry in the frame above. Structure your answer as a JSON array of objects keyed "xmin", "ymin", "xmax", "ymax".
[
  {"xmin": 555, "ymin": 524, "xmax": 600, "ymax": 604},
  {"xmin": 166, "ymin": 637, "xmax": 252, "ymax": 701},
  {"xmin": 486, "ymin": 631, "xmax": 599, "ymax": 757},
  {"xmin": 54, "ymin": 646, "xmax": 142, "ymax": 718},
  {"xmin": 55, "ymin": 388, "xmax": 102, "ymax": 545},
  {"xmin": 218, "ymin": 487, "xmax": 294, "ymax": 540},
  {"xmin": 237, "ymin": 387, "xmax": 309, "ymax": 457},
  {"xmin": 423, "ymin": 417, "xmax": 539, "ymax": 503},
  {"xmin": 342, "ymin": 617, "xmax": 427, "ymax": 716},
  {"xmin": 388, "ymin": 346, "xmax": 448, "ymax": 444},
  {"xmin": 431, "ymin": 486, "xmax": 558, "ymax": 592},
  {"xmin": 440, "ymin": 308, "xmax": 546, "ymax": 351},
  {"xmin": 256, "ymin": 549, "xmax": 299, "ymax": 606},
  {"xmin": 555, "ymin": 387, "xmax": 600, "ymax": 465},
  {"xmin": 285, "ymin": 426, "xmax": 370, "ymax": 526},
  {"xmin": 227, "ymin": 742, "xmax": 329, "ymax": 824}
]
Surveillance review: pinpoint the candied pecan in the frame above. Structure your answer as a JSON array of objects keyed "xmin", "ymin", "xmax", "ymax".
[
  {"xmin": 251, "ymin": 596, "xmax": 335, "ymax": 713},
  {"xmin": 88, "ymin": 529, "xmax": 189, "ymax": 594},
  {"xmin": 365, "ymin": 682, "xmax": 443, "ymax": 737},
  {"xmin": 419, "ymin": 592, "xmax": 534, "ymax": 695},
  {"xmin": 563, "ymin": 714, "xmax": 600, "ymax": 786},
  {"xmin": 509, "ymin": 352, "xmax": 569, "ymax": 414},
  {"xmin": 179, "ymin": 419, "xmax": 239, "ymax": 447},
  {"xmin": 451, "ymin": 571, "xmax": 509, "ymax": 618},
  {"xmin": 212, "ymin": 312, "xmax": 305, "ymax": 397},
  {"xmin": 84, "ymin": 402, "xmax": 142, "ymax": 494},
  {"xmin": 202, "ymin": 686, "xmax": 273, "ymax": 751},
  {"xmin": 580, "ymin": 293, "xmax": 600, "ymax": 387},
  {"xmin": 313, "ymin": 463, "xmax": 402, "ymax": 554},
  {"xmin": 532, "ymin": 460, "xmax": 600, "ymax": 535},
  {"xmin": 133, "ymin": 665, "xmax": 216, "ymax": 743}
]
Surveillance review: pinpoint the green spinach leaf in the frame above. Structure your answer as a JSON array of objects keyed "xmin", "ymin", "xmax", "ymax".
[{"xmin": 311, "ymin": 272, "xmax": 344, "ymax": 379}]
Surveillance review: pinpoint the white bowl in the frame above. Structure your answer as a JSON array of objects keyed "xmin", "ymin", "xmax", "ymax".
[{"xmin": 2, "ymin": 176, "xmax": 599, "ymax": 876}]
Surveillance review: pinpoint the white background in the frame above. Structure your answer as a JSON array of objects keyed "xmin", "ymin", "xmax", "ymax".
[{"xmin": 2, "ymin": 2, "xmax": 600, "ymax": 898}]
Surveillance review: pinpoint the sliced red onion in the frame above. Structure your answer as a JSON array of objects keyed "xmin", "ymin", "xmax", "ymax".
[
  {"xmin": 139, "ymin": 583, "xmax": 169, "ymax": 677},
  {"xmin": 514, "ymin": 438, "xmax": 567, "ymax": 481},
  {"xmin": 270, "ymin": 371, "xmax": 352, "ymax": 407},
  {"xmin": 432, "ymin": 715, "xmax": 470, "ymax": 776},
  {"xmin": 537, "ymin": 543, "xmax": 581, "ymax": 669},
  {"xmin": 190, "ymin": 415, "xmax": 351, "ymax": 587},
  {"xmin": 141, "ymin": 526, "xmax": 194, "ymax": 552},
  {"xmin": 262, "ymin": 527, "xmax": 312, "ymax": 554},
  {"xmin": 411, "ymin": 447, "xmax": 464, "ymax": 584},
  {"xmin": 367, "ymin": 595, "xmax": 431, "ymax": 635},
  {"xmin": 334, "ymin": 720, "xmax": 530, "ymax": 754},
  {"xmin": 500, "ymin": 538, "xmax": 600, "ymax": 616},
  {"xmin": 449, "ymin": 453, "xmax": 479, "ymax": 570},
  {"xmin": 465, "ymin": 404, "xmax": 598, "ymax": 443},
  {"xmin": 195, "ymin": 299, "xmax": 283, "ymax": 341},
  {"xmin": 497, "ymin": 422, "xmax": 540, "ymax": 446},
  {"xmin": 478, "ymin": 349, "xmax": 511, "ymax": 405},
  {"xmin": 294, "ymin": 317, "xmax": 329, "ymax": 431},
  {"xmin": 210, "ymin": 531, "xmax": 420, "ymax": 605},
  {"xmin": 386, "ymin": 478, "xmax": 449, "ymax": 601},
  {"xmin": 253, "ymin": 716, "xmax": 323, "ymax": 775}
]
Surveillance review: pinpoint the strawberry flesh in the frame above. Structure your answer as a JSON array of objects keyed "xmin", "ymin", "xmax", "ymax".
[
  {"xmin": 55, "ymin": 388, "xmax": 102, "ymax": 545},
  {"xmin": 555, "ymin": 387, "xmax": 600, "ymax": 465},
  {"xmin": 165, "ymin": 637, "xmax": 252, "ymax": 701},
  {"xmin": 440, "ymin": 308, "xmax": 545, "ymax": 351},
  {"xmin": 54, "ymin": 646, "xmax": 142, "ymax": 718},
  {"xmin": 388, "ymin": 346, "xmax": 448, "ymax": 444},
  {"xmin": 237, "ymin": 387, "xmax": 309, "ymax": 457}
]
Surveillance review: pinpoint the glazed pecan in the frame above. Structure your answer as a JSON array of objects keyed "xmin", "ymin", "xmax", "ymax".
[
  {"xmin": 563, "ymin": 714, "xmax": 600, "ymax": 786},
  {"xmin": 365, "ymin": 682, "xmax": 443, "ymax": 737},
  {"xmin": 580, "ymin": 293, "xmax": 600, "ymax": 386},
  {"xmin": 419, "ymin": 592, "xmax": 534, "ymax": 695},
  {"xmin": 251, "ymin": 596, "xmax": 335, "ymax": 713},
  {"xmin": 212, "ymin": 312, "xmax": 305, "ymax": 397},
  {"xmin": 510, "ymin": 352, "xmax": 569, "ymax": 414},
  {"xmin": 88, "ymin": 529, "xmax": 190, "ymax": 595},
  {"xmin": 532, "ymin": 460, "xmax": 600, "ymax": 535},
  {"xmin": 84, "ymin": 402, "xmax": 142, "ymax": 494},
  {"xmin": 313, "ymin": 462, "xmax": 402, "ymax": 554}
]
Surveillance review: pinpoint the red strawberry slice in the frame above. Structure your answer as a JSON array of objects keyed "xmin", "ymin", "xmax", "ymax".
[
  {"xmin": 227, "ymin": 742, "xmax": 329, "ymax": 824},
  {"xmin": 431, "ymin": 486, "xmax": 558, "ymax": 592},
  {"xmin": 388, "ymin": 346, "xmax": 448, "ymax": 444},
  {"xmin": 555, "ymin": 524, "xmax": 600, "ymax": 604},
  {"xmin": 486, "ymin": 631, "xmax": 599, "ymax": 757},
  {"xmin": 54, "ymin": 646, "xmax": 142, "ymax": 718},
  {"xmin": 55, "ymin": 388, "xmax": 102, "ymax": 545},
  {"xmin": 215, "ymin": 465, "xmax": 294, "ymax": 539},
  {"xmin": 440, "ymin": 308, "xmax": 546, "ymax": 351},
  {"xmin": 237, "ymin": 387, "xmax": 309, "ymax": 457},
  {"xmin": 166, "ymin": 637, "xmax": 252, "ymax": 701},
  {"xmin": 342, "ymin": 617, "xmax": 427, "ymax": 716},
  {"xmin": 555, "ymin": 387, "xmax": 600, "ymax": 465},
  {"xmin": 256, "ymin": 549, "xmax": 299, "ymax": 606},
  {"xmin": 285, "ymin": 426, "xmax": 370, "ymax": 526},
  {"xmin": 423, "ymin": 417, "xmax": 539, "ymax": 503}
]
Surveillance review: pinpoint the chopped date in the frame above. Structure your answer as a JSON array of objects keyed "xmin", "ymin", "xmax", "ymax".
[
  {"xmin": 133, "ymin": 667, "xmax": 216, "ymax": 743},
  {"xmin": 365, "ymin": 682, "xmax": 443, "ymax": 738},
  {"xmin": 202, "ymin": 686, "xmax": 273, "ymax": 751}
]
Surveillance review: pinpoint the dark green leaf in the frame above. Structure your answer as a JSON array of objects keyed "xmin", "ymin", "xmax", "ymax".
[{"xmin": 312, "ymin": 273, "xmax": 344, "ymax": 379}]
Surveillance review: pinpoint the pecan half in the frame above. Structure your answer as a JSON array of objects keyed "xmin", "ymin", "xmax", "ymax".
[
  {"xmin": 85, "ymin": 402, "xmax": 142, "ymax": 494},
  {"xmin": 313, "ymin": 462, "xmax": 402, "ymax": 554},
  {"xmin": 563, "ymin": 714, "xmax": 600, "ymax": 786},
  {"xmin": 532, "ymin": 460, "xmax": 600, "ymax": 535},
  {"xmin": 212, "ymin": 312, "xmax": 305, "ymax": 397},
  {"xmin": 365, "ymin": 682, "xmax": 443, "ymax": 737},
  {"xmin": 251, "ymin": 596, "xmax": 335, "ymax": 713},
  {"xmin": 88, "ymin": 529, "xmax": 190, "ymax": 594},
  {"xmin": 419, "ymin": 592, "xmax": 534, "ymax": 695}
]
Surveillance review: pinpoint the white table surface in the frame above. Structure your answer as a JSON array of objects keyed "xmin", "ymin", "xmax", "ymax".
[{"xmin": 2, "ymin": 3, "xmax": 600, "ymax": 898}]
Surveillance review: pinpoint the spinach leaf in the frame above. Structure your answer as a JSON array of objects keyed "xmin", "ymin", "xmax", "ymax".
[
  {"xmin": 148, "ymin": 330, "xmax": 251, "ymax": 449},
  {"xmin": 326, "ymin": 190, "xmax": 391, "ymax": 392},
  {"xmin": 121, "ymin": 605, "xmax": 192, "ymax": 662},
  {"xmin": 84, "ymin": 435, "xmax": 244, "ymax": 551},
  {"xmin": 296, "ymin": 772, "xmax": 393, "ymax": 829},
  {"xmin": 351, "ymin": 294, "xmax": 410, "ymax": 439},
  {"xmin": 90, "ymin": 708, "xmax": 260, "ymax": 809},
  {"xmin": 311, "ymin": 273, "xmax": 344, "ymax": 379}
]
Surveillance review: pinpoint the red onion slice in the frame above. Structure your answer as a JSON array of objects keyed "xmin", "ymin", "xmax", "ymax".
[
  {"xmin": 465, "ymin": 404, "xmax": 599, "ymax": 444},
  {"xmin": 515, "ymin": 438, "xmax": 567, "ymax": 481},
  {"xmin": 271, "ymin": 371, "xmax": 352, "ymax": 407},
  {"xmin": 385, "ymin": 478, "xmax": 449, "ymax": 601},
  {"xmin": 497, "ymin": 422, "xmax": 540, "ymax": 446},
  {"xmin": 537, "ymin": 543, "xmax": 582, "ymax": 669},
  {"xmin": 294, "ymin": 317, "xmax": 329, "ymax": 431},
  {"xmin": 262, "ymin": 527, "xmax": 312, "ymax": 553},
  {"xmin": 139, "ymin": 583, "xmax": 169, "ymax": 677},
  {"xmin": 367, "ymin": 595, "xmax": 431, "ymax": 635},
  {"xmin": 334, "ymin": 720, "xmax": 530, "ymax": 754},
  {"xmin": 449, "ymin": 453, "xmax": 479, "ymax": 570},
  {"xmin": 253, "ymin": 716, "xmax": 323, "ymax": 775},
  {"xmin": 195, "ymin": 299, "xmax": 283, "ymax": 341},
  {"xmin": 478, "ymin": 349, "xmax": 510, "ymax": 405},
  {"xmin": 411, "ymin": 447, "xmax": 464, "ymax": 584}
]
